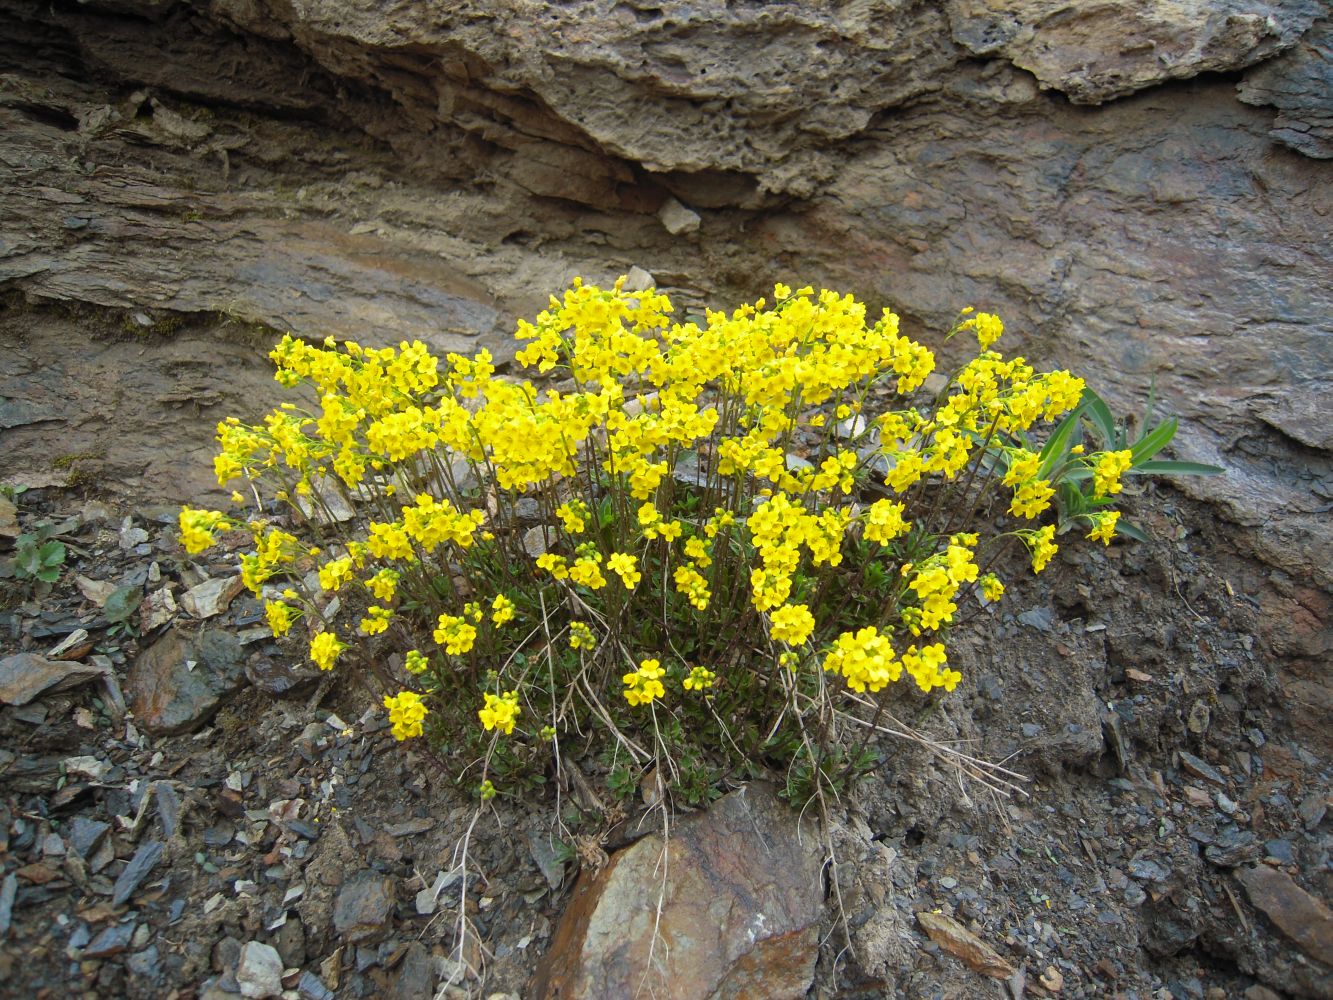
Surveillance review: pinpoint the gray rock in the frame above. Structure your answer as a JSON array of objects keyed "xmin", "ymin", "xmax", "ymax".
[
  {"xmin": 297, "ymin": 971, "xmax": 336, "ymax": 1000},
  {"xmin": 125, "ymin": 628, "xmax": 246, "ymax": 735},
  {"xmin": 387, "ymin": 941, "xmax": 435, "ymax": 1000},
  {"xmin": 111, "ymin": 840, "xmax": 164, "ymax": 907},
  {"xmin": 236, "ymin": 941, "xmax": 284, "ymax": 999},
  {"xmin": 273, "ymin": 914, "xmax": 306, "ymax": 968},
  {"xmin": 0, "ymin": 652, "xmax": 106, "ymax": 706},
  {"xmin": 1178, "ymin": 751, "xmax": 1226, "ymax": 787},
  {"xmin": 85, "ymin": 921, "xmax": 136, "ymax": 958},
  {"xmin": 658, "ymin": 197, "xmax": 701, "ymax": 236},
  {"xmin": 0, "ymin": 873, "xmax": 15, "ymax": 936},
  {"xmin": 126, "ymin": 945, "xmax": 161, "ymax": 980},
  {"xmin": 333, "ymin": 872, "xmax": 395, "ymax": 943},
  {"xmin": 68, "ymin": 817, "xmax": 111, "ymax": 858}
]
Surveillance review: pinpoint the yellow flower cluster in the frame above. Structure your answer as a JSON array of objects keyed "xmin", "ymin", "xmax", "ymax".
[
  {"xmin": 384, "ymin": 690, "xmax": 428, "ymax": 740},
  {"xmin": 478, "ymin": 691, "xmax": 520, "ymax": 735},
  {"xmin": 623, "ymin": 658, "xmax": 666, "ymax": 707},
  {"xmin": 181, "ymin": 276, "xmax": 1142, "ymax": 783}
]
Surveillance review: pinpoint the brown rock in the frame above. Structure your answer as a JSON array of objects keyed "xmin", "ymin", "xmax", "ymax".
[
  {"xmin": 1237, "ymin": 865, "xmax": 1333, "ymax": 963},
  {"xmin": 916, "ymin": 910, "xmax": 1015, "ymax": 979},
  {"xmin": 946, "ymin": 0, "xmax": 1319, "ymax": 104},
  {"xmin": 125, "ymin": 628, "xmax": 245, "ymax": 735},
  {"xmin": 531, "ymin": 783, "xmax": 823, "ymax": 1000},
  {"xmin": 181, "ymin": 574, "xmax": 245, "ymax": 619},
  {"xmin": 332, "ymin": 872, "xmax": 395, "ymax": 944},
  {"xmin": 0, "ymin": 652, "xmax": 106, "ymax": 706}
]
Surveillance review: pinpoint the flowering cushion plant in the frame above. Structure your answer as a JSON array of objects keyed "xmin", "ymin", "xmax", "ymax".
[{"xmin": 180, "ymin": 279, "xmax": 1218, "ymax": 803}]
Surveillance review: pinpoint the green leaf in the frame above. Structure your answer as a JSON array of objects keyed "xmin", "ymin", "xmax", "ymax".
[
  {"xmin": 39, "ymin": 541, "xmax": 66, "ymax": 568},
  {"xmin": 1081, "ymin": 390, "xmax": 1119, "ymax": 447},
  {"xmin": 1115, "ymin": 520, "xmax": 1150, "ymax": 543},
  {"xmin": 1128, "ymin": 460, "xmax": 1224, "ymax": 477},
  {"xmin": 104, "ymin": 585, "xmax": 141, "ymax": 624},
  {"xmin": 1129, "ymin": 418, "xmax": 1177, "ymax": 463},
  {"xmin": 1038, "ymin": 403, "xmax": 1085, "ymax": 478}
]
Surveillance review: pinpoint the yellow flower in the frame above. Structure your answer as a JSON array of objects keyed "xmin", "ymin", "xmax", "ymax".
[
  {"xmin": 478, "ymin": 690, "xmax": 520, "ymax": 735},
  {"xmin": 683, "ymin": 666, "xmax": 716, "ymax": 692},
  {"xmin": 864, "ymin": 499, "xmax": 909, "ymax": 545},
  {"xmin": 607, "ymin": 552, "xmax": 641, "ymax": 589},
  {"xmin": 902, "ymin": 643, "xmax": 961, "ymax": 693},
  {"xmin": 384, "ymin": 690, "xmax": 428, "ymax": 740},
  {"xmin": 555, "ymin": 501, "xmax": 588, "ymax": 535},
  {"xmin": 491, "ymin": 593, "xmax": 516, "ymax": 626},
  {"xmin": 1028, "ymin": 525, "xmax": 1058, "ymax": 574},
  {"xmin": 623, "ymin": 658, "xmax": 666, "ymax": 707},
  {"xmin": 433, "ymin": 614, "xmax": 477, "ymax": 655},
  {"xmin": 769, "ymin": 603, "xmax": 815, "ymax": 645},
  {"xmin": 1087, "ymin": 510, "xmax": 1119, "ymax": 545},
  {"xmin": 265, "ymin": 600, "xmax": 298, "ymax": 637},
  {"xmin": 1093, "ymin": 450, "xmax": 1133, "ymax": 496},
  {"xmin": 980, "ymin": 574, "xmax": 1005, "ymax": 602},
  {"xmin": 179, "ymin": 507, "xmax": 225, "ymax": 555},
  {"xmin": 367, "ymin": 568, "xmax": 399, "ymax": 601},
  {"xmin": 360, "ymin": 606, "xmax": 392, "ymax": 635},
  {"xmin": 318, "ymin": 557, "xmax": 355, "ymax": 593},
  {"xmin": 310, "ymin": 631, "xmax": 345, "ymax": 672},
  {"xmin": 535, "ymin": 552, "xmax": 568, "ymax": 580},
  {"xmin": 569, "ymin": 620, "xmax": 597, "ymax": 651}
]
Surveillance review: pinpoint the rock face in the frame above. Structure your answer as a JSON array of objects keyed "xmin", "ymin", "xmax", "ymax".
[
  {"xmin": 0, "ymin": 0, "xmax": 1328, "ymax": 592},
  {"xmin": 531, "ymin": 783, "xmax": 824, "ymax": 1000}
]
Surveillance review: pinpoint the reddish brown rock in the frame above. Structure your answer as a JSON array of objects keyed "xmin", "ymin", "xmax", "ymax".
[
  {"xmin": 532, "ymin": 783, "xmax": 823, "ymax": 1000},
  {"xmin": 125, "ymin": 628, "xmax": 245, "ymax": 735},
  {"xmin": 1237, "ymin": 865, "xmax": 1333, "ymax": 963}
]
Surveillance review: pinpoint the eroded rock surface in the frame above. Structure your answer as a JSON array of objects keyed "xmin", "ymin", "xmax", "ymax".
[
  {"xmin": 531, "ymin": 783, "xmax": 823, "ymax": 999},
  {"xmin": 0, "ymin": 0, "xmax": 1328, "ymax": 593}
]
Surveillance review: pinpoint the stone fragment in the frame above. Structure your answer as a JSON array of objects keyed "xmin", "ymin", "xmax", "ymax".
[
  {"xmin": 48, "ymin": 628, "xmax": 92, "ymax": 659},
  {"xmin": 297, "ymin": 971, "xmax": 335, "ymax": 1000},
  {"xmin": 236, "ymin": 941, "xmax": 284, "ymax": 999},
  {"xmin": 119, "ymin": 518, "xmax": 149, "ymax": 549},
  {"xmin": 333, "ymin": 872, "xmax": 395, "ymax": 943},
  {"xmin": 1237, "ymin": 19, "xmax": 1333, "ymax": 160},
  {"xmin": 125, "ymin": 628, "xmax": 246, "ymax": 735},
  {"xmin": 273, "ymin": 913, "xmax": 306, "ymax": 968},
  {"xmin": 295, "ymin": 485, "xmax": 356, "ymax": 524},
  {"xmin": 917, "ymin": 911, "xmax": 1016, "ymax": 979},
  {"xmin": 0, "ymin": 652, "xmax": 105, "ymax": 705},
  {"xmin": 0, "ymin": 495, "xmax": 17, "ymax": 538},
  {"xmin": 85, "ymin": 921, "xmax": 136, "ymax": 958},
  {"xmin": 75, "ymin": 574, "xmax": 120, "ymax": 607},
  {"xmin": 387, "ymin": 941, "xmax": 435, "ymax": 1000},
  {"xmin": 112, "ymin": 840, "xmax": 164, "ymax": 907},
  {"xmin": 1178, "ymin": 751, "xmax": 1225, "ymax": 786},
  {"xmin": 1204, "ymin": 828, "xmax": 1258, "ymax": 868},
  {"xmin": 68, "ymin": 817, "xmax": 111, "ymax": 858},
  {"xmin": 621, "ymin": 266, "xmax": 655, "ymax": 292},
  {"xmin": 182, "ymin": 575, "xmax": 245, "ymax": 619},
  {"xmin": 947, "ymin": 0, "xmax": 1317, "ymax": 104},
  {"xmin": 245, "ymin": 651, "xmax": 318, "ymax": 696},
  {"xmin": 1237, "ymin": 865, "xmax": 1333, "ymax": 962},
  {"xmin": 532, "ymin": 783, "xmax": 822, "ymax": 1000},
  {"xmin": 139, "ymin": 586, "xmax": 179, "ymax": 631},
  {"xmin": 658, "ymin": 196, "xmax": 701, "ymax": 235},
  {"xmin": 0, "ymin": 873, "xmax": 14, "ymax": 936}
]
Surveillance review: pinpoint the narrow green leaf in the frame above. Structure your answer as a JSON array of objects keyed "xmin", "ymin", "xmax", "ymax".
[
  {"xmin": 1082, "ymin": 390, "xmax": 1118, "ymax": 447},
  {"xmin": 1130, "ymin": 418, "xmax": 1177, "ymax": 463},
  {"xmin": 1116, "ymin": 520, "xmax": 1150, "ymax": 543},
  {"xmin": 1128, "ymin": 460, "xmax": 1224, "ymax": 476}
]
